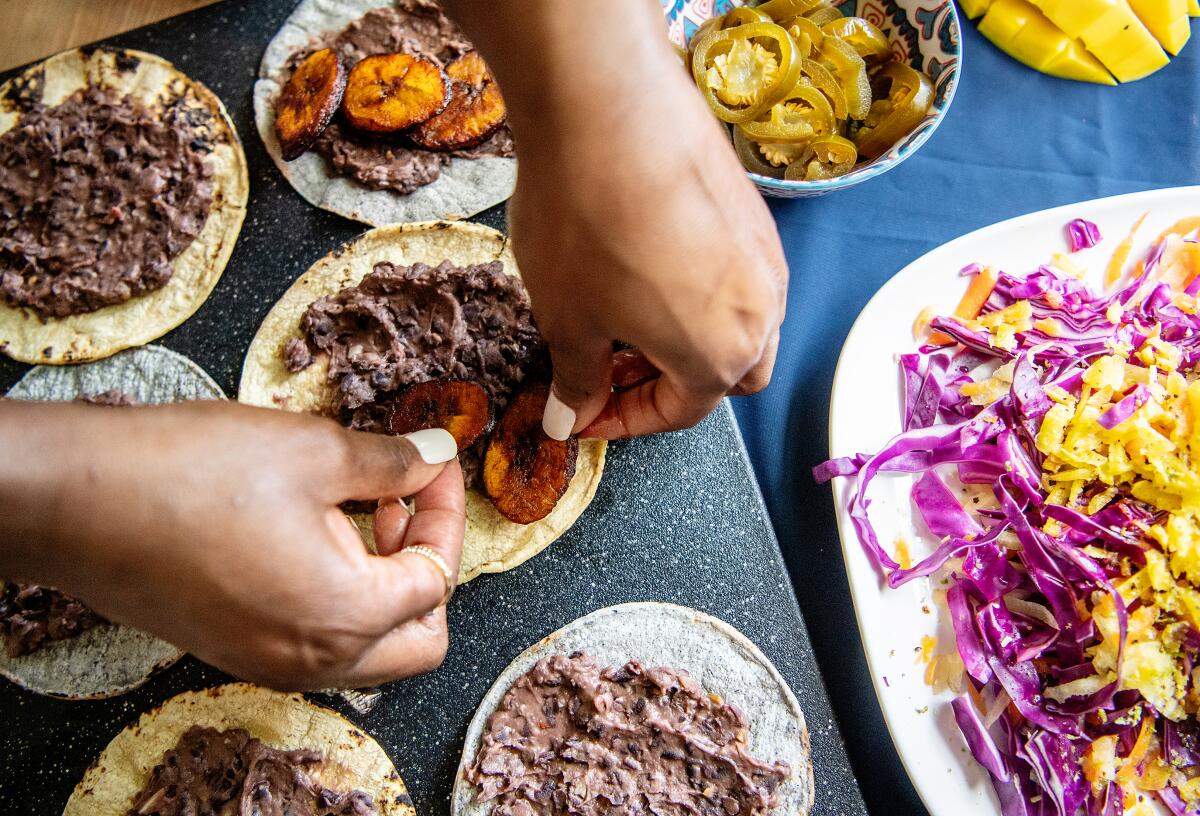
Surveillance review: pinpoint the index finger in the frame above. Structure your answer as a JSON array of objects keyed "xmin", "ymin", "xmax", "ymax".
[
  {"xmin": 365, "ymin": 460, "xmax": 466, "ymax": 628},
  {"xmin": 579, "ymin": 372, "xmax": 725, "ymax": 439}
]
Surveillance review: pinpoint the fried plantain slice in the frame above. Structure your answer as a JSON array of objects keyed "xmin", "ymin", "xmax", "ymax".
[
  {"xmin": 341, "ymin": 53, "xmax": 449, "ymax": 133},
  {"xmin": 483, "ymin": 383, "xmax": 578, "ymax": 524},
  {"xmin": 388, "ymin": 379, "xmax": 491, "ymax": 452},
  {"xmin": 275, "ymin": 48, "xmax": 346, "ymax": 161},
  {"xmin": 410, "ymin": 51, "xmax": 507, "ymax": 151}
]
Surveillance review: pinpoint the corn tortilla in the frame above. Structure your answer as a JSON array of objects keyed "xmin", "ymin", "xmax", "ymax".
[
  {"xmin": 254, "ymin": 0, "xmax": 515, "ymax": 226},
  {"xmin": 0, "ymin": 47, "xmax": 248, "ymax": 365},
  {"xmin": 64, "ymin": 683, "xmax": 413, "ymax": 815},
  {"xmin": 239, "ymin": 221, "xmax": 605, "ymax": 583},
  {"xmin": 454, "ymin": 603, "xmax": 814, "ymax": 816}
]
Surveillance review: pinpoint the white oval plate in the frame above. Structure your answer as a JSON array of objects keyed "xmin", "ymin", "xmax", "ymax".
[{"xmin": 826, "ymin": 186, "xmax": 1200, "ymax": 816}]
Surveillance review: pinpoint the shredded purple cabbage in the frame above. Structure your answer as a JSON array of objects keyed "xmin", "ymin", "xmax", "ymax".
[
  {"xmin": 817, "ymin": 219, "xmax": 1200, "ymax": 814},
  {"xmin": 1067, "ymin": 219, "xmax": 1103, "ymax": 253}
]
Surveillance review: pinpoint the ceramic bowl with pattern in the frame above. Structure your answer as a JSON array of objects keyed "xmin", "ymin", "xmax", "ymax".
[{"xmin": 662, "ymin": 0, "xmax": 962, "ymax": 198}]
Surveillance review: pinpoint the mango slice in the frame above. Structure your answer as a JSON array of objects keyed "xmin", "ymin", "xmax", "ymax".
[
  {"xmin": 960, "ymin": 0, "xmax": 998, "ymax": 19},
  {"xmin": 979, "ymin": 0, "xmax": 1117, "ymax": 84},
  {"xmin": 1128, "ymin": 0, "xmax": 1192, "ymax": 53},
  {"xmin": 1029, "ymin": 0, "xmax": 1169, "ymax": 81}
]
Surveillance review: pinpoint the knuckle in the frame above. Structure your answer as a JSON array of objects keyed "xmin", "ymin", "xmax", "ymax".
[
  {"xmin": 293, "ymin": 630, "xmax": 358, "ymax": 680},
  {"xmin": 737, "ymin": 365, "xmax": 772, "ymax": 395},
  {"xmin": 387, "ymin": 434, "xmax": 420, "ymax": 473},
  {"xmin": 317, "ymin": 422, "xmax": 356, "ymax": 475},
  {"xmin": 420, "ymin": 621, "xmax": 450, "ymax": 672}
]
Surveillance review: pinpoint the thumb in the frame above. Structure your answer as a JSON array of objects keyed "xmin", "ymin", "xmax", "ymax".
[
  {"xmin": 329, "ymin": 425, "xmax": 459, "ymax": 503},
  {"xmin": 541, "ymin": 336, "xmax": 614, "ymax": 441}
]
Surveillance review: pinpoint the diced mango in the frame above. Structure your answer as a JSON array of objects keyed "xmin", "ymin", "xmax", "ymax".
[
  {"xmin": 1030, "ymin": 0, "xmax": 1170, "ymax": 81},
  {"xmin": 960, "ymin": 0, "xmax": 998, "ymax": 19},
  {"xmin": 1129, "ymin": 0, "xmax": 1192, "ymax": 54},
  {"xmin": 979, "ymin": 0, "xmax": 1117, "ymax": 84}
]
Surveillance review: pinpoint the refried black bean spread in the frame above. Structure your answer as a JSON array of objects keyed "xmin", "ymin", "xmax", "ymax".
[
  {"xmin": 0, "ymin": 85, "xmax": 214, "ymax": 318},
  {"xmin": 467, "ymin": 653, "xmax": 792, "ymax": 816},
  {"xmin": 0, "ymin": 582, "xmax": 105, "ymax": 658},
  {"xmin": 284, "ymin": 259, "xmax": 547, "ymax": 487},
  {"xmin": 127, "ymin": 726, "xmax": 379, "ymax": 816}
]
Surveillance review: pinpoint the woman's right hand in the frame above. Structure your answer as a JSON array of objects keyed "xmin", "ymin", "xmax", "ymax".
[{"xmin": 447, "ymin": 0, "xmax": 789, "ymax": 442}]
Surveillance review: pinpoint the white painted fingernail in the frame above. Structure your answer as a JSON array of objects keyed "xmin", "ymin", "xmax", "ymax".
[
  {"xmin": 403, "ymin": 428, "xmax": 457, "ymax": 464},
  {"xmin": 542, "ymin": 388, "xmax": 576, "ymax": 441}
]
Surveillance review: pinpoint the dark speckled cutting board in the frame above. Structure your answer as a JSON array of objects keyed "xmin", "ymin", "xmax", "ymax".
[{"xmin": 0, "ymin": 2, "xmax": 868, "ymax": 813}]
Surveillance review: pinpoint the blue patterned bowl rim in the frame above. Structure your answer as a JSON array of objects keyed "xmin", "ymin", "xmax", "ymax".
[{"xmin": 662, "ymin": 0, "xmax": 963, "ymax": 194}]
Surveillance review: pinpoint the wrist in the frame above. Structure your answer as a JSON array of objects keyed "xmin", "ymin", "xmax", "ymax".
[
  {"xmin": 444, "ymin": 0, "xmax": 680, "ymax": 152},
  {"xmin": 0, "ymin": 401, "xmax": 81, "ymax": 581}
]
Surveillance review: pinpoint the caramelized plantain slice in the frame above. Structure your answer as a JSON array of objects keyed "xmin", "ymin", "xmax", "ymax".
[
  {"xmin": 388, "ymin": 379, "xmax": 491, "ymax": 452},
  {"xmin": 483, "ymin": 383, "xmax": 578, "ymax": 524},
  {"xmin": 410, "ymin": 51, "xmax": 507, "ymax": 151},
  {"xmin": 341, "ymin": 53, "xmax": 449, "ymax": 133},
  {"xmin": 275, "ymin": 48, "xmax": 346, "ymax": 161}
]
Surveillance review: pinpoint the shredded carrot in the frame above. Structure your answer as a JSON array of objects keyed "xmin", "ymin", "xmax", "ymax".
[
  {"xmin": 1154, "ymin": 239, "xmax": 1200, "ymax": 293},
  {"xmin": 927, "ymin": 266, "xmax": 999, "ymax": 345},
  {"xmin": 1117, "ymin": 717, "xmax": 1155, "ymax": 787},
  {"xmin": 1181, "ymin": 242, "xmax": 1200, "ymax": 291},
  {"xmin": 1106, "ymin": 212, "xmax": 1149, "ymax": 288},
  {"xmin": 912, "ymin": 305, "xmax": 937, "ymax": 340},
  {"xmin": 1155, "ymin": 216, "xmax": 1200, "ymax": 245},
  {"xmin": 895, "ymin": 536, "xmax": 913, "ymax": 570},
  {"xmin": 965, "ymin": 680, "xmax": 986, "ymax": 714}
]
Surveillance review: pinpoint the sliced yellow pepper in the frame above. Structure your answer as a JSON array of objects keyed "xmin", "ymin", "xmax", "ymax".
[
  {"xmin": 786, "ymin": 134, "xmax": 858, "ymax": 180},
  {"xmin": 822, "ymin": 17, "xmax": 893, "ymax": 62},
  {"xmin": 691, "ymin": 22, "xmax": 804, "ymax": 124},
  {"xmin": 757, "ymin": 0, "xmax": 828, "ymax": 20},
  {"xmin": 738, "ymin": 79, "xmax": 835, "ymax": 143},
  {"xmin": 802, "ymin": 58, "xmax": 848, "ymax": 119},
  {"xmin": 732, "ymin": 126, "xmax": 786, "ymax": 178},
  {"xmin": 1190, "ymin": 0, "xmax": 1200, "ymax": 16},
  {"xmin": 1029, "ymin": 0, "xmax": 1169, "ymax": 81},
  {"xmin": 783, "ymin": 16, "xmax": 825, "ymax": 57},
  {"xmin": 804, "ymin": 6, "xmax": 843, "ymax": 26},
  {"xmin": 853, "ymin": 62, "xmax": 933, "ymax": 159},
  {"xmin": 978, "ymin": 0, "xmax": 1117, "ymax": 84},
  {"xmin": 723, "ymin": 6, "xmax": 773, "ymax": 26},
  {"xmin": 819, "ymin": 36, "xmax": 872, "ymax": 120}
]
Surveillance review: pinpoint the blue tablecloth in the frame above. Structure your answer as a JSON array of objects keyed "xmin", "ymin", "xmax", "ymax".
[{"xmin": 734, "ymin": 16, "xmax": 1200, "ymax": 816}]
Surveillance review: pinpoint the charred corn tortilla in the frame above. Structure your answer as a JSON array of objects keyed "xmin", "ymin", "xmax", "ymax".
[
  {"xmin": 254, "ymin": 0, "xmax": 516, "ymax": 226},
  {"xmin": 0, "ymin": 47, "xmax": 248, "ymax": 365},
  {"xmin": 239, "ymin": 222, "xmax": 605, "ymax": 583},
  {"xmin": 453, "ymin": 603, "xmax": 815, "ymax": 816},
  {"xmin": 2, "ymin": 345, "xmax": 224, "ymax": 699},
  {"xmin": 63, "ymin": 683, "xmax": 413, "ymax": 815}
]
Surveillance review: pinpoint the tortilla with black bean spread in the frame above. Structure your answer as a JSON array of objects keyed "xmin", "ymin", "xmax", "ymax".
[
  {"xmin": 0, "ymin": 47, "xmax": 248, "ymax": 365},
  {"xmin": 0, "ymin": 345, "xmax": 223, "ymax": 699},
  {"xmin": 254, "ymin": 0, "xmax": 515, "ymax": 226},
  {"xmin": 63, "ymin": 683, "xmax": 413, "ymax": 816},
  {"xmin": 238, "ymin": 221, "xmax": 605, "ymax": 584},
  {"xmin": 454, "ymin": 603, "xmax": 814, "ymax": 816}
]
